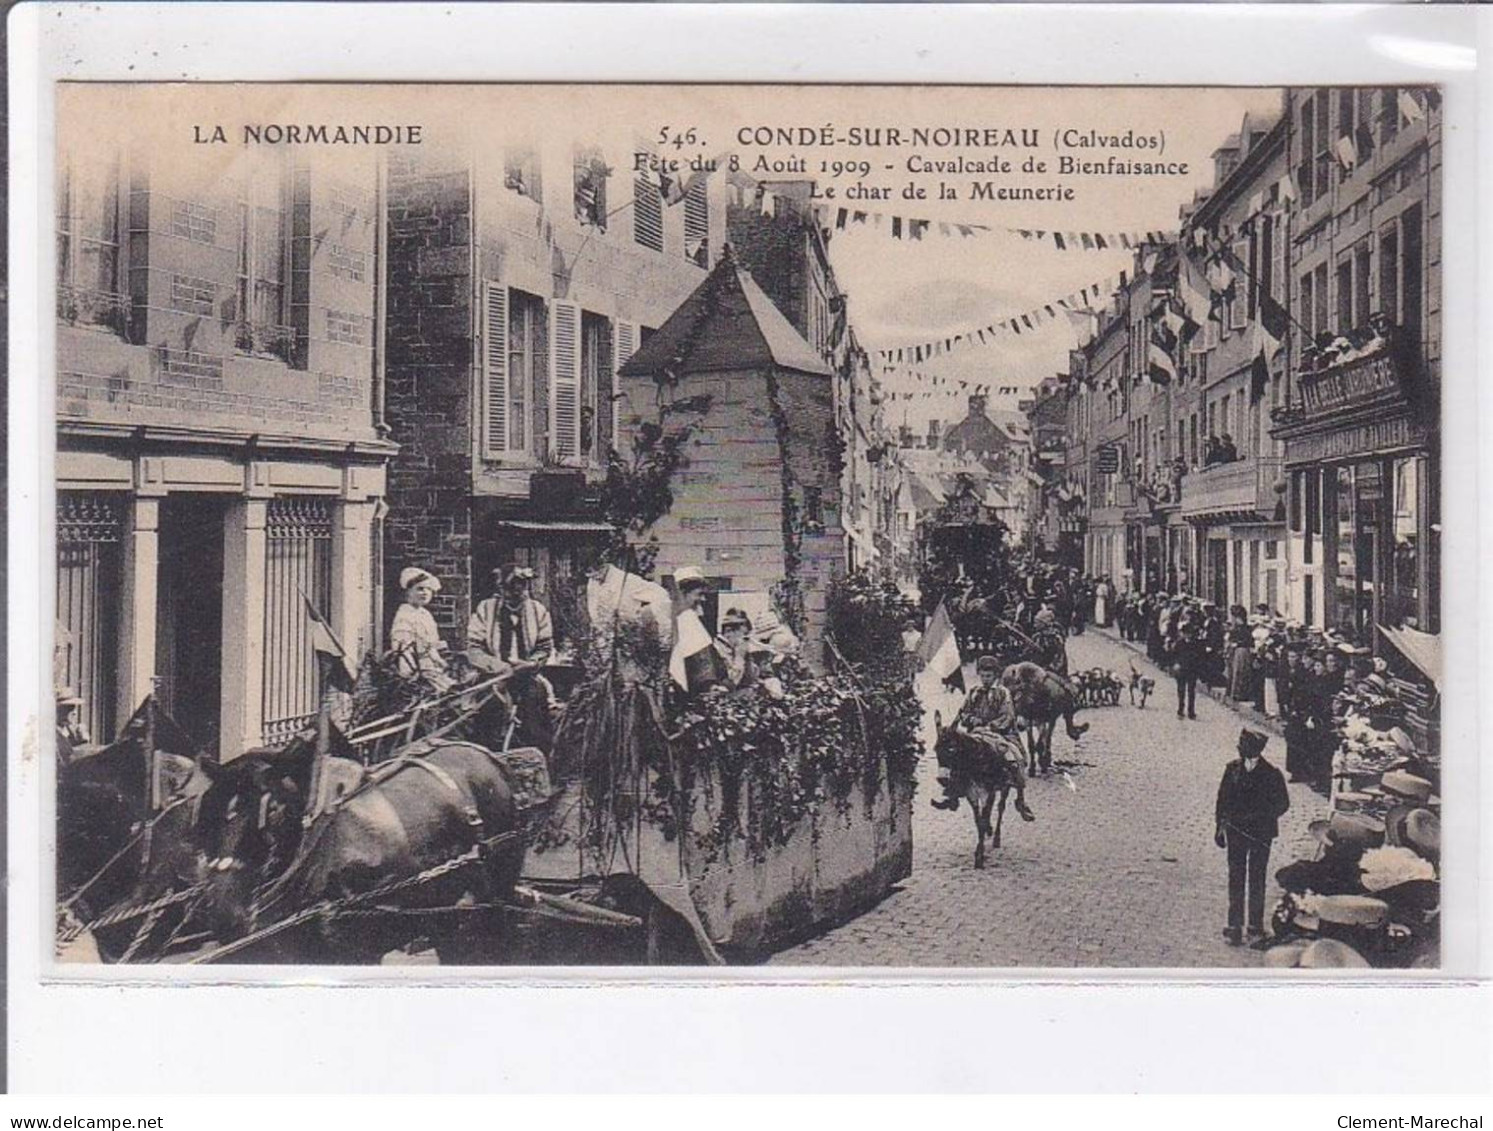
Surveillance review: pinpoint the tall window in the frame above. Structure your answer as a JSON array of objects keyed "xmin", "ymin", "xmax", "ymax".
[
  {"xmin": 1313, "ymin": 263, "xmax": 1329, "ymax": 343},
  {"xmin": 1401, "ymin": 203, "xmax": 1424, "ymax": 347},
  {"xmin": 1298, "ymin": 93, "xmax": 1317, "ymax": 208},
  {"xmin": 1379, "ymin": 87, "xmax": 1400, "ymax": 145},
  {"xmin": 1335, "ymin": 257, "xmax": 1353, "ymax": 335},
  {"xmin": 507, "ymin": 290, "xmax": 546, "ymax": 455},
  {"xmin": 580, "ymin": 311, "xmax": 613, "ymax": 464},
  {"xmin": 1313, "ymin": 91, "xmax": 1332, "ymax": 201},
  {"xmin": 56, "ymin": 154, "xmax": 127, "ymax": 337},
  {"xmin": 1354, "ymin": 242, "xmax": 1372, "ymax": 333},
  {"xmin": 1379, "ymin": 225, "xmax": 1400, "ymax": 325},
  {"xmin": 235, "ymin": 159, "xmax": 294, "ymax": 362}
]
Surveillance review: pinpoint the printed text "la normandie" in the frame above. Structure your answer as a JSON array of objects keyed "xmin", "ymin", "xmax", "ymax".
[{"xmin": 193, "ymin": 124, "xmax": 424, "ymax": 146}]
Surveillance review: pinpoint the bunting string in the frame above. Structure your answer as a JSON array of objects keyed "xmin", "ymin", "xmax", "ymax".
[
  {"xmin": 873, "ymin": 271, "xmax": 1122, "ymax": 363},
  {"xmin": 810, "ymin": 203, "xmax": 1173, "ymax": 251}
]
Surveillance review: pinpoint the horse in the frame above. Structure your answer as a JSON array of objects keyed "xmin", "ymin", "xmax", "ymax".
[
  {"xmin": 1000, "ymin": 661, "xmax": 1089, "ymax": 775},
  {"xmin": 57, "ymin": 703, "xmax": 213, "ymax": 960},
  {"xmin": 193, "ymin": 735, "xmax": 527, "ymax": 964},
  {"xmin": 932, "ymin": 712, "xmax": 1024, "ymax": 869}
]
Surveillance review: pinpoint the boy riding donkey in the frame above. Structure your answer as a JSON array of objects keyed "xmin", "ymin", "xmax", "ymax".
[{"xmin": 932, "ymin": 654, "xmax": 1037, "ymax": 822}]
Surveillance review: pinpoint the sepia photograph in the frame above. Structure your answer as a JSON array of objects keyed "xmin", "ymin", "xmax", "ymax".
[{"xmin": 49, "ymin": 81, "xmax": 1444, "ymax": 972}]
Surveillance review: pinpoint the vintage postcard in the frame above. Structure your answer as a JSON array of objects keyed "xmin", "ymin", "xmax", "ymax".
[{"xmin": 49, "ymin": 81, "xmax": 1445, "ymax": 972}]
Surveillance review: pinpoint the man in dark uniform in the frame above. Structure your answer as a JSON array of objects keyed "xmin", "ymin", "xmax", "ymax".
[
  {"xmin": 932, "ymin": 654, "xmax": 1036, "ymax": 822},
  {"xmin": 1214, "ymin": 728, "xmax": 1291, "ymax": 944}
]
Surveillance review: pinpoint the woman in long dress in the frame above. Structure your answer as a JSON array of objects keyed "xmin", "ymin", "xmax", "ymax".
[{"xmin": 1225, "ymin": 611, "xmax": 1254, "ymax": 702}]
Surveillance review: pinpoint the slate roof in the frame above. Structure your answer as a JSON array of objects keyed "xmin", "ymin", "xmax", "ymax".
[{"xmin": 619, "ymin": 248, "xmax": 832, "ymax": 379}]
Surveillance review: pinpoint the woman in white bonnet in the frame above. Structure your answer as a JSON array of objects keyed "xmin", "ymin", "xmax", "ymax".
[{"xmin": 389, "ymin": 566, "xmax": 453, "ymax": 692}]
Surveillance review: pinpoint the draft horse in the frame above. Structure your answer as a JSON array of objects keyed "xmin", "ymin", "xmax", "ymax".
[{"xmin": 932, "ymin": 712, "xmax": 1025, "ymax": 869}]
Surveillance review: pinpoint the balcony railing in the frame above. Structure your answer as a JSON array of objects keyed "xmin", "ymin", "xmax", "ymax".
[
  {"xmin": 1179, "ymin": 454, "xmax": 1283, "ymax": 519},
  {"xmin": 233, "ymin": 320, "xmax": 299, "ymax": 364},
  {"xmin": 58, "ymin": 285, "xmax": 131, "ymax": 337}
]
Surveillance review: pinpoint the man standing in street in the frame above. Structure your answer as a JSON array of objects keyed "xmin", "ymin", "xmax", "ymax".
[
  {"xmin": 1170, "ymin": 618, "xmax": 1202, "ymax": 720},
  {"xmin": 1214, "ymin": 728, "xmax": 1290, "ymax": 945}
]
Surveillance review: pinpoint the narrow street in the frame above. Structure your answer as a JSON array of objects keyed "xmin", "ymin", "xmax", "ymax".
[{"xmin": 769, "ymin": 628, "xmax": 1328, "ymax": 968}]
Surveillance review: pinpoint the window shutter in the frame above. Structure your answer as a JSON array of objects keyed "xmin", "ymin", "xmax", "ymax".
[
  {"xmin": 550, "ymin": 298, "xmax": 582, "ymax": 462},
  {"xmin": 483, "ymin": 282, "xmax": 509, "ymax": 455},
  {"xmin": 614, "ymin": 319, "xmax": 638, "ymax": 447}
]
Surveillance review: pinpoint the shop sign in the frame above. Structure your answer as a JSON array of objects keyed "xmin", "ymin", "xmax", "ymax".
[
  {"xmin": 1300, "ymin": 351, "xmax": 1402, "ymax": 418},
  {"xmin": 1285, "ymin": 413, "xmax": 1427, "ymax": 465}
]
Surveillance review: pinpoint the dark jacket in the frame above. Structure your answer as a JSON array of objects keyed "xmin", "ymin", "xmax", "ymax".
[{"xmin": 1215, "ymin": 756, "xmax": 1291, "ymax": 843}]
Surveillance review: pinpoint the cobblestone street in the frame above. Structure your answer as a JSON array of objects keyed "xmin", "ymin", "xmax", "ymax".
[{"xmin": 769, "ymin": 628, "xmax": 1329, "ymax": 968}]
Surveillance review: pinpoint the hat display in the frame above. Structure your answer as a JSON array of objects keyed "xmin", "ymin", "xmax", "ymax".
[
  {"xmin": 55, "ymin": 687, "xmax": 84, "ymax": 707},
  {"xmin": 976, "ymin": 654, "xmax": 1003, "ymax": 674},
  {"xmin": 1377, "ymin": 770, "xmax": 1434, "ymax": 803},
  {"xmin": 1297, "ymin": 938, "xmax": 1371, "ymax": 969},
  {"xmin": 1237, "ymin": 728, "xmax": 1268, "ymax": 759},
  {"xmin": 1310, "ymin": 894, "xmax": 1390, "ymax": 928},
  {"xmin": 1358, "ymin": 846, "xmax": 1436, "ymax": 893},
  {"xmin": 399, "ymin": 566, "xmax": 440, "ymax": 592},
  {"xmin": 502, "ymin": 565, "xmax": 536, "ymax": 584},
  {"xmin": 1387, "ymin": 727, "xmax": 1417, "ymax": 755},
  {"xmin": 1262, "ymin": 942, "xmax": 1309, "ymax": 969},
  {"xmin": 1310, "ymin": 811, "xmax": 1385, "ymax": 850}
]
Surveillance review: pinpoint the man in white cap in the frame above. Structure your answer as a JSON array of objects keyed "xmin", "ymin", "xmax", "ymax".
[
  {"xmin": 467, "ymin": 564, "xmax": 558, "ymax": 746},
  {"xmin": 669, "ymin": 567, "xmax": 715, "ymax": 693},
  {"xmin": 388, "ymin": 566, "xmax": 453, "ymax": 693}
]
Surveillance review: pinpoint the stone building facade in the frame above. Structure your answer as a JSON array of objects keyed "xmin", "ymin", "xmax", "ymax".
[
  {"xmin": 55, "ymin": 134, "xmax": 393, "ymax": 755},
  {"xmin": 381, "ymin": 138, "xmax": 724, "ymax": 638}
]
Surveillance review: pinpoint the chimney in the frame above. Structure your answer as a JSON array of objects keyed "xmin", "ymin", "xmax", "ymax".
[
  {"xmin": 969, "ymin": 393, "xmax": 988, "ymax": 417},
  {"xmin": 927, "ymin": 419, "xmax": 942, "ymax": 448}
]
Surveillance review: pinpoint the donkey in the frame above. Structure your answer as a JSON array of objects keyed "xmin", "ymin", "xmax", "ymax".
[
  {"xmin": 932, "ymin": 712, "xmax": 1024, "ymax": 869},
  {"xmin": 1000, "ymin": 661, "xmax": 1089, "ymax": 775}
]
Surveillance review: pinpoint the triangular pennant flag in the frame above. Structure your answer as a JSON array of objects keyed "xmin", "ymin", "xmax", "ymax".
[
  {"xmin": 1081, "ymin": 232, "xmax": 1095, "ymax": 250},
  {"xmin": 1120, "ymin": 233, "xmax": 1133, "ymax": 249},
  {"xmin": 1053, "ymin": 231, "xmax": 1067, "ymax": 250},
  {"xmin": 835, "ymin": 207, "xmax": 849, "ymax": 230},
  {"xmin": 892, "ymin": 216, "xmax": 904, "ymax": 239},
  {"xmin": 1399, "ymin": 88, "xmax": 1426, "ymax": 125},
  {"xmin": 853, "ymin": 210, "xmax": 867, "ymax": 225},
  {"xmin": 1334, "ymin": 134, "xmax": 1358, "ymax": 171},
  {"xmin": 1095, "ymin": 233, "xmax": 1108, "ymax": 249}
]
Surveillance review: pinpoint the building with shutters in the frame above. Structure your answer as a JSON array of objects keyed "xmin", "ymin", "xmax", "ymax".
[
  {"xmin": 54, "ymin": 122, "xmax": 394, "ymax": 757},
  {"xmin": 1175, "ymin": 108, "xmax": 1290, "ymax": 613},
  {"xmin": 381, "ymin": 140, "xmax": 725, "ymax": 639},
  {"xmin": 1271, "ymin": 86, "xmax": 1440, "ymax": 642}
]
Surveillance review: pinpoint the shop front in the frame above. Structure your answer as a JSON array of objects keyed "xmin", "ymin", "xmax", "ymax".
[{"xmin": 1273, "ymin": 340, "xmax": 1438, "ymax": 648}]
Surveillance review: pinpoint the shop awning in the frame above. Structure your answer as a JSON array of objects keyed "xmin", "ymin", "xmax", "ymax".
[
  {"xmin": 493, "ymin": 519, "xmax": 617, "ymax": 534},
  {"xmin": 1379, "ymin": 624, "xmax": 1441, "ymax": 690}
]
